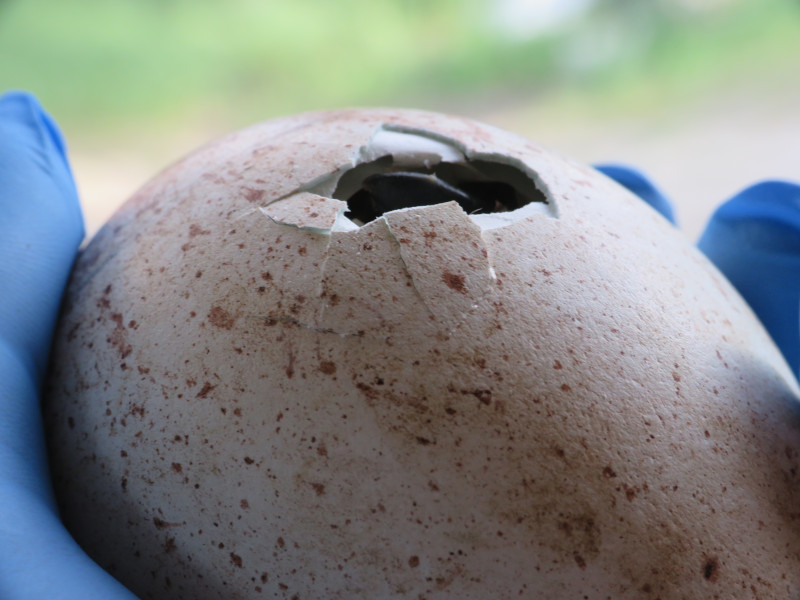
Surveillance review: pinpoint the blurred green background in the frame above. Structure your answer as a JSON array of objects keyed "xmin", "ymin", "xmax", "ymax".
[{"xmin": 2, "ymin": 0, "xmax": 799, "ymax": 239}]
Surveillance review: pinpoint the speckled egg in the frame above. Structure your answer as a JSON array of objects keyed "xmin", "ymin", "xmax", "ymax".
[{"xmin": 45, "ymin": 109, "xmax": 800, "ymax": 599}]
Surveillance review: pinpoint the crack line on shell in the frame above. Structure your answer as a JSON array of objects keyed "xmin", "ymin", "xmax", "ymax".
[
  {"xmin": 383, "ymin": 204, "xmax": 498, "ymax": 332},
  {"xmin": 438, "ymin": 228, "xmax": 499, "ymax": 336},
  {"xmin": 444, "ymin": 277, "xmax": 498, "ymax": 337},
  {"xmin": 314, "ymin": 232, "xmax": 338, "ymax": 329},
  {"xmin": 260, "ymin": 163, "xmax": 353, "ymax": 209},
  {"xmin": 259, "ymin": 208, "xmax": 342, "ymax": 236},
  {"xmin": 382, "ymin": 217, "xmax": 438, "ymax": 321},
  {"xmin": 251, "ymin": 210, "xmax": 340, "ymax": 335}
]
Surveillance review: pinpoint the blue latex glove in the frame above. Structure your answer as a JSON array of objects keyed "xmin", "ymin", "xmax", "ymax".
[
  {"xmin": 698, "ymin": 181, "xmax": 800, "ymax": 374},
  {"xmin": 0, "ymin": 92, "xmax": 136, "ymax": 598},
  {"xmin": 595, "ymin": 163, "xmax": 678, "ymax": 226},
  {"xmin": 599, "ymin": 164, "xmax": 800, "ymax": 376}
]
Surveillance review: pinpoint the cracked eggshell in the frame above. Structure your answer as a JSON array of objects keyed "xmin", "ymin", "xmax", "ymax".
[{"xmin": 45, "ymin": 109, "xmax": 800, "ymax": 599}]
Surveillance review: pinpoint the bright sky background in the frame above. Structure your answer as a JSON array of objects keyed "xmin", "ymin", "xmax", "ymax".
[
  {"xmin": 491, "ymin": 0, "xmax": 596, "ymax": 37},
  {"xmin": 491, "ymin": 0, "xmax": 738, "ymax": 37}
]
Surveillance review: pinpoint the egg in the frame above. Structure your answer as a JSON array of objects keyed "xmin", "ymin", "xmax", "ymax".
[{"xmin": 45, "ymin": 109, "xmax": 800, "ymax": 599}]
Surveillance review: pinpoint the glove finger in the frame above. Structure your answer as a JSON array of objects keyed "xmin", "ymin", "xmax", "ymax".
[
  {"xmin": 0, "ymin": 91, "xmax": 84, "ymax": 384},
  {"xmin": 0, "ymin": 93, "xmax": 136, "ymax": 598},
  {"xmin": 595, "ymin": 164, "xmax": 678, "ymax": 226},
  {"xmin": 697, "ymin": 180, "xmax": 800, "ymax": 374}
]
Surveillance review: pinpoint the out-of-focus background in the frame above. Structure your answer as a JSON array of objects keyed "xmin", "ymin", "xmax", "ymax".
[{"xmin": 1, "ymin": 0, "xmax": 798, "ymax": 240}]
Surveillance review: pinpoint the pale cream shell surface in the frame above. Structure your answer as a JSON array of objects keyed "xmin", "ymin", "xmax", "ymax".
[{"xmin": 45, "ymin": 109, "xmax": 800, "ymax": 599}]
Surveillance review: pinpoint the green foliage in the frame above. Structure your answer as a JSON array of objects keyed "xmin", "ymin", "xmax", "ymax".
[
  {"xmin": 593, "ymin": 0, "xmax": 800, "ymax": 106},
  {"xmin": 0, "ymin": 0, "xmax": 486, "ymax": 129},
  {"xmin": 0, "ymin": 0, "xmax": 797, "ymax": 133}
]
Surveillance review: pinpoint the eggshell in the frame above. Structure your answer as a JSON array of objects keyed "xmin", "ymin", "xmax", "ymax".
[{"xmin": 45, "ymin": 109, "xmax": 800, "ymax": 599}]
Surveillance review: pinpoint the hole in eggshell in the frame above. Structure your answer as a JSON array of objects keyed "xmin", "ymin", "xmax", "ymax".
[
  {"xmin": 326, "ymin": 127, "xmax": 548, "ymax": 226},
  {"xmin": 336, "ymin": 159, "xmax": 547, "ymax": 225}
]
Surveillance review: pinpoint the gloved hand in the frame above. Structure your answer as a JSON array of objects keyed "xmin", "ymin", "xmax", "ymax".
[
  {"xmin": 698, "ymin": 180, "xmax": 800, "ymax": 374},
  {"xmin": 595, "ymin": 163, "xmax": 678, "ymax": 226},
  {"xmin": 0, "ymin": 92, "xmax": 136, "ymax": 598},
  {"xmin": 598, "ymin": 163, "xmax": 800, "ymax": 376}
]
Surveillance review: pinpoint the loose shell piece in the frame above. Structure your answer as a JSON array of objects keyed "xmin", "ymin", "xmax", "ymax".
[{"xmin": 45, "ymin": 109, "xmax": 800, "ymax": 599}]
